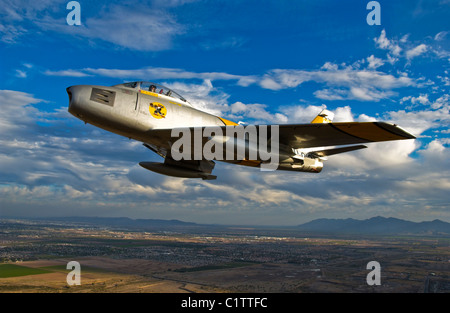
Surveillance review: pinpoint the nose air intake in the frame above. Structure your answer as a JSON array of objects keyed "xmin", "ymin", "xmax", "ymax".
[
  {"xmin": 66, "ymin": 86, "xmax": 80, "ymax": 118},
  {"xmin": 66, "ymin": 87, "xmax": 73, "ymax": 106}
]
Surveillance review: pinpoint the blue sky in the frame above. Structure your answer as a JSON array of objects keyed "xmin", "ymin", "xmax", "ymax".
[{"xmin": 0, "ymin": 0, "xmax": 449, "ymax": 225}]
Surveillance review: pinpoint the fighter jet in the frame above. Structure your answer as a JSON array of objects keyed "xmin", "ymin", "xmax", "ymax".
[{"xmin": 67, "ymin": 81, "xmax": 415, "ymax": 180}]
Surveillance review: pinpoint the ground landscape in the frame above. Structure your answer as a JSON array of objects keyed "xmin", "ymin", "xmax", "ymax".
[{"xmin": 0, "ymin": 217, "xmax": 449, "ymax": 293}]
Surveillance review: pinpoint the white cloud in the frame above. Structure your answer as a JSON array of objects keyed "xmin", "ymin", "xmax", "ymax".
[
  {"xmin": 279, "ymin": 104, "xmax": 326, "ymax": 124},
  {"xmin": 163, "ymin": 79, "xmax": 230, "ymax": 116},
  {"xmin": 2, "ymin": 2, "xmax": 450, "ymax": 224},
  {"xmin": 333, "ymin": 106, "xmax": 354, "ymax": 122},
  {"xmin": 259, "ymin": 76, "xmax": 283, "ymax": 90},
  {"xmin": 434, "ymin": 31, "xmax": 449, "ymax": 41},
  {"xmin": 44, "ymin": 53, "xmax": 416, "ymax": 102},
  {"xmin": 387, "ymin": 102, "xmax": 450, "ymax": 137},
  {"xmin": 0, "ymin": 23, "xmax": 27, "ymax": 43},
  {"xmin": 0, "ymin": 0, "xmax": 65, "ymax": 43},
  {"xmin": 373, "ymin": 29, "xmax": 447, "ymax": 66},
  {"xmin": 44, "ymin": 69, "xmax": 92, "ymax": 77},
  {"xmin": 15, "ymin": 69, "xmax": 27, "ymax": 78},
  {"xmin": 262, "ymin": 65, "xmax": 413, "ymax": 102},
  {"xmin": 0, "ymin": 90, "xmax": 43, "ymax": 132},
  {"xmin": 349, "ymin": 87, "xmax": 378, "ymax": 101},
  {"xmin": 401, "ymin": 94, "xmax": 431, "ymax": 107},
  {"xmin": 366, "ymin": 55, "xmax": 384, "ymax": 69},
  {"xmin": 321, "ymin": 62, "xmax": 339, "ymax": 71},
  {"xmin": 412, "ymin": 94, "xmax": 430, "ymax": 105},
  {"xmin": 374, "ymin": 29, "xmax": 402, "ymax": 57},
  {"xmin": 431, "ymin": 94, "xmax": 449, "ymax": 109},
  {"xmin": 81, "ymin": 6, "xmax": 183, "ymax": 51},
  {"xmin": 1, "ymin": 88, "xmax": 450, "ymax": 224},
  {"xmin": 1, "ymin": 1, "xmax": 185, "ymax": 51},
  {"xmin": 45, "ymin": 66, "xmax": 255, "ymax": 86},
  {"xmin": 280, "ymin": 104, "xmax": 354, "ymax": 124},
  {"xmin": 229, "ymin": 101, "xmax": 287, "ymax": 124},
  {"xmin": 406, "ymin": 44, "xmax": 428, "ymax": 59}
]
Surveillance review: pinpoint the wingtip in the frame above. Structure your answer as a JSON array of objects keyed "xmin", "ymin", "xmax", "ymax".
[
  {"xmin": 376, "ymin": 122, "xmax": 416, "ymax": 140},
  {"xmin": 395, "ymin": 125, "xmax": 416, "ymax": 140}
]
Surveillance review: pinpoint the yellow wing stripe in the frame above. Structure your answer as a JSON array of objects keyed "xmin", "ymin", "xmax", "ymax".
[
  {"xmin": 332, "ymin": 122, "xmax": 409, "ymax": 142},
  {"xmin": 218, "ymin": 117, "xmax": 239, "ymax": 126}
]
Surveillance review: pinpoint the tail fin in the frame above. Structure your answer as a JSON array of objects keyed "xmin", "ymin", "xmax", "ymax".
[{"xmin": 311, "ymin": 109, "xmax": 334, "ymax": 123}]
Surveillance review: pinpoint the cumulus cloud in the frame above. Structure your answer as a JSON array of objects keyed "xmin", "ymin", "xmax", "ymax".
[
  {"xmin": 373, "ymin": 29, "xmax": 449, "ymax": 67},
  {"xmin": 2, "ymin": 1, "xmax": 450, "ymax": 224},
  {"xmin": 406, "ymin": 44, "xmax": 428, "ymax": 59},
  {"xmin": 163, "ymin": 79, "xmax": 231, "ymax": 116},
  {"xmin": 0, "ymin": 90, "xmax": 152, "ymax": 203},
  {"xmin": 0, "ymin": 90, "xmax": 43, "ymax": 133},
  {"xmin": 366, "ymin": 55, "xmax": 385, "ymax": 69},
  {"xmin": 1, "ymin": 85, "xmax": 449, "ymax": 224},
  {"xmin": 400, "ymin": 94, "xmax": 430, "ymax": 106},
  {"xmin": 374, "ymin": 29, "xmax": 402, "ymax": 57},
  {"xmin": 229, "ymin": 101, "xmax": 288, "ymax": 124}
]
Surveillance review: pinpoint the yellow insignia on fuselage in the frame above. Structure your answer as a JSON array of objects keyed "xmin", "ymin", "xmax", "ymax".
[{"xmin": 149, "ymin": 102, "xmax": 166, "ymax": 119}]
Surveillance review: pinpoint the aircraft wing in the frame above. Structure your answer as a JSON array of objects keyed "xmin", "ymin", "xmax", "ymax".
[
  {"xmin": 278, "ymin": 122, "xmax": 415, "ymax": 149},
  {"xmin": 139, "ymin": 122, "xmax": 414, "ymax": 178},
  {"xmin": 146, "ymin": 122, "xmax": 415, "ymax": 151}
]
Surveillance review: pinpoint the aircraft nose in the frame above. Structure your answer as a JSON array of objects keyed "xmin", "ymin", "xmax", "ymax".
[
  {"xmin": 66, "ymin": 86, "xmax": 73, "ymax": 107},
  {"xmin": 67, "ymin": 85, "xmax": 87, "ymax": 119},
  {"xmin": 67, "ymin": 86, "xmax": 79, "ymax": 117}
]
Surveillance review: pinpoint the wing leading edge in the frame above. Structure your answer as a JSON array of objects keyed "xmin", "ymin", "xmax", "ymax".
[{"xmin": 279, "ymin": 122, "xmax": 415, "ymax": 149}]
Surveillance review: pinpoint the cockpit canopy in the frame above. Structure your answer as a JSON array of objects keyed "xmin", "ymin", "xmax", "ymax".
[{"xmin": 114, "ymin": 81, "xmax": 189, "ymax": 104}]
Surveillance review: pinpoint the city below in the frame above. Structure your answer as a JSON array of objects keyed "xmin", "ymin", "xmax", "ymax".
[{"xmin": 0, "ymin": 216, "xmax": 449, "ymax": 293}]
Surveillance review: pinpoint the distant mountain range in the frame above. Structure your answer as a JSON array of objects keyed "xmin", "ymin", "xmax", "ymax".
[
  {"xmin": 23, "ymin": 215, "xmax": 450, "ymax": 236},
  {"xmin": 297, "ymin": 216, "xmax": 450, "ymax": 235}
]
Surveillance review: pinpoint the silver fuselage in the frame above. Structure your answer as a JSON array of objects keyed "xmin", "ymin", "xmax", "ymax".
[{"xmin": 68, "ymin": 84, "xmax": 227, "ymax": 146}]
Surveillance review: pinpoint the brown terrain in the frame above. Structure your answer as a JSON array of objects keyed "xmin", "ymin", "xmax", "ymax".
[{"xmin": 1, "ymin": 219, "xmax": 449, "ymax": 293}]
